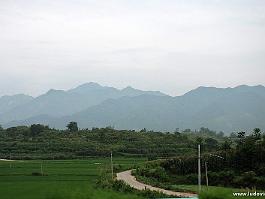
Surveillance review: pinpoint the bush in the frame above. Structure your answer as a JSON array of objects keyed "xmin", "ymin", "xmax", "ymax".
[
  {"xmin": 232, "ymin": 171, "xmax": 257, "ymax": 188},
  {"xmin": 185, "ymin": 173, "xmax": 197, "ymax": 184},
  {"xmin": 199, "ymin": 189, "xmax": 231, "ymax": 199},
  {"xmin": 112, "ymin": 180, "xmax": 134, "ymax": 192},
  {"xmin": 31, "ymin": 172, "xmax": 46, "ymax": 176}
]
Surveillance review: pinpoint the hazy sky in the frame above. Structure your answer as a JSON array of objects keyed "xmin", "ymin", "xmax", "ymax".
[{"xmin": 1, "ymin": 0, "xmax": 265, "ymax": 97}]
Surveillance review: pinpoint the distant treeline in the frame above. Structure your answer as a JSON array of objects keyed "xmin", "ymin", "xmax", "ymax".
[{"xmin": 0, "ymin": 123, "xmax": 225, "ymax": 160}]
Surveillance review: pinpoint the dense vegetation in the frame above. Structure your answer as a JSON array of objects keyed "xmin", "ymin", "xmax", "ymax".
[
  {"xmin": 0, "ymin": 124, "xmax": 224, "ymax": 160},
  {"xmin": 1, "ymin": 123, "xmax": 264, "ymax": 198},
  {"xmin": 135, "ymin": 128, "xmax": 265, "ymax": 190}
]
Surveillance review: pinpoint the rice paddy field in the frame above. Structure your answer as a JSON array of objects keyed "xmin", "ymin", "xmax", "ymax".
[
  {"xmin": 0, "ymin": 158, "xmax": 146, "ymax": 199},
  {"xmin": 1, "ymin": 158, "xmax": 265, "ymax": 199}
]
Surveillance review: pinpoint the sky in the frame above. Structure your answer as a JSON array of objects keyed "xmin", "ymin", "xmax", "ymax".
[{"xmin": 0, "ymin": 0, "xmax": 265, "ymax": 97}]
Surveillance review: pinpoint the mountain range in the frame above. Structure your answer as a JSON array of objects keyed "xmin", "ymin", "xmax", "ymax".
[{"xmin": 1, "ymin": 83, "xmax": 264, "ymax": 133}]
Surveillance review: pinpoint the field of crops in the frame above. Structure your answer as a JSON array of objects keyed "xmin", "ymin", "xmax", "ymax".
[{"xmin": 0, "ymin": 157, "xmax": 146, "ymax": 199}]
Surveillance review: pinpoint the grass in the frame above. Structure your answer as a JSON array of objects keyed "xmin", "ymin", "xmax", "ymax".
[
  {"xmin": 171, "ymin": 184, "xmax": 243, "ymax": 193},
  {"xmin": 2, "ymin": 158, "xmax": 264, "ymax": 199},
  {"xmin": 135, "ymin": 175, "xmax": 265, "ymax": 199},
  {"xmin": 0, "ymin": 157, "xmax": 146, "ymax": 199},
  {"xmin": 199, "ymin": 188, "xmax": 265, "ymax": 199},
  {"xmin": 163, "ymin": 185, "xmax": 265, "ymax": 199}
]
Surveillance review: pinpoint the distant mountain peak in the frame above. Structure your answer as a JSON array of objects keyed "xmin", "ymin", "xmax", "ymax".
[
  {"xmin": 79, "ymin": 82, "xmax": 101, "ymax": 88},
  {"xmin": 183, "ymin": 86, "xmax": 220, "ymax": 96},
  {"xmin": 122, "ymin": 86, "xmax": 137, "ymax": 91},
  {"xmin": 46, "ymin": 89, "xmax": 65, "ymax": 94},
  {"xmin": 234, "ymin": 84, "xmax": 264, "ymax": 89},
  {"xmin": 69, "ymin": 82, "xmax": 103, "ymax": 93},
  {"xmin": 196, "ymin": 86, "xmax": 218, "ymax": 90},
  {"xmin": 0, "ymin": 94, "xmax": 33, "ymax": 99}
]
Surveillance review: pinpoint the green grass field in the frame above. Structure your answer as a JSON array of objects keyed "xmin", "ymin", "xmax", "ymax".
[
  {"xmin": 165, "ymin": 184, "xmax": 265, "ymax": 199},
  {"xmin": 171, "ymin": 184, "xmax": 242, "ymax": 193},
  {"xmin": 135, "ymin": 175, "xmax": 265, "ymax": 199},
  {"xmin": 0, "ymin": 158, "xmax": 146, "ymax": 199},
  {"xmin": 2, "ymin": 158, "xmax": 265, "ymax": 199}
]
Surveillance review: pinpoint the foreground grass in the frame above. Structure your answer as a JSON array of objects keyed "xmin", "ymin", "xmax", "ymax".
[
  {"xmin": 135, "ymin": 175, "xmax": 265, "ymax": 199},
  {"xmin": 171, "ymin": 184, "xmax": 242, "ymax": 193},
  {"xmin": 170, "ymin": 184, "xmax": 265, "ymax": 199},
  {"xmin": 0, "ymin": 158, "xmax": 146, "ymax": 199},
  {"xmin": 199, "ymin": 188, "xmax": 265, "ymax": 199}
]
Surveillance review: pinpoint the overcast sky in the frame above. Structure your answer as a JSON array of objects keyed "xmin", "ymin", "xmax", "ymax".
[{"xmin": 0, "ymin": 0, "xmax": 265, "ymax": 97}]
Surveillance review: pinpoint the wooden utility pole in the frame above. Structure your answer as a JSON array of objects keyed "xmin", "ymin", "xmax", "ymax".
[
  {"xmin": 41, "ymin": 161, "xmax": 43, "ymax": 176},
  {"xmin": 111, "ymin": 151, "xmax": 113, "ymax": 180},
  {"xmin": 9, "ymin": 152, "xmax": 12, "ymax": 168},
  {"xmin": 198, "ymin": 145, "xmax": 201, "ymax": 192},
  {"xmin": 205, "ymin": 161, "xmax": 208, "ymax": 190}
]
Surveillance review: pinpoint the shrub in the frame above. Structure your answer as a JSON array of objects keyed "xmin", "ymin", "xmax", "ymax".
[
  {"xmin": 199, "ymin": 189, "xmax": 231, "ymax": 199},
  {"xmin": 31, "ymin": 172, "xmax": 46, "ymax": 176}
]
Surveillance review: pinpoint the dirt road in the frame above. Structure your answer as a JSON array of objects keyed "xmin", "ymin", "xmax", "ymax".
[
  {"xmin": 0, "ymin": 159, "xmax": 15, "ymax": 161},
  {"xmin": 116, "ymin": 170, "xmax": 197, "ymax": 198}
]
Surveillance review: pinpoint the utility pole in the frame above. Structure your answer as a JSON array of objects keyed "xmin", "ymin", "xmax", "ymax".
[
  {"xmin": 40, "ymin": 161, "xmax": 43, "ymax": 176},
  {"xmin": 205, "ymin": 161, "xmax": 208, "ymax": 190},
  {"xmin": 9, "ymin": 152, "xmax": 12, "ymax": 169},
  {"xmin": 110, "ymin": 151, "xmax": 113, "ymax": 180},
  {"xmin": 198, "ymin": 144, "xmax": 201, "ymax": 192}
]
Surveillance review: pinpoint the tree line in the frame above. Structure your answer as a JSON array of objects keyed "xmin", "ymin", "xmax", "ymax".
[
  {"xmin": 0, "ymin": 122, "xmax": 224, "ymax": 160},
  {"xmin": 135, "ymin": 128, "xmax": 265, "ymax": 189}
]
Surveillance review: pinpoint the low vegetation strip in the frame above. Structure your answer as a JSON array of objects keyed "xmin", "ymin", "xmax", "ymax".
[
  {"xmin": 0, "ymin": 125, "xmax": 223, "ymax": 160},
  {"xmin": 116, "ymin": 170, "xmax": 197, "ymax": 198}
]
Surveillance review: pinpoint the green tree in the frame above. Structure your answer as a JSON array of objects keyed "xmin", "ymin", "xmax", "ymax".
[
  {"xmin": 0, "ymin": 125, "xmax": 3, "ymax": 131},
  {"xmin": 30, "ymin": 124, "xmax": 48, "ymax": 136},
  {"xmin": 217, "ymin": 131, "xmax": 224, "ymax": 138},
  {"xmin": 253, "ymin": 128, "xmax": 261, "ymax": 139},
  {"xmin": 196, "ymin": 137, "xmax": 204, "ymax": 145},
  {"xmin": 205, "ymin": 137, "xmax": 218, "ymax": 150},
  {"xmin": 140, "ymin": 128, "xmax": 147, "ymax": 133},
  {"xmin": 221, "ymin": 139, "xmax": 232, "ymax": 151},
  {"xmin": 237, "ymin": 131, "xmax": 246, "ymax": 138},
  {"xmin": 67, "ymin": 121, "xmax": 78, "ymax": 132},
  {"xmin": 230, "ymin": 132, "xmax": 237, "ymax": 138},
  {"xmin": 183, "ymin": 128, "xmax": 191, "ymax": 133}
]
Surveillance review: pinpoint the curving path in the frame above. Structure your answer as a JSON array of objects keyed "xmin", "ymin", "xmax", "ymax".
[
  {"xmin": 0, "ymin": 159, "xmax": 15, "ymax": 161},
  {"xmin": 116, "ymin": 170, "xmax": 197, "ymax": 198}
]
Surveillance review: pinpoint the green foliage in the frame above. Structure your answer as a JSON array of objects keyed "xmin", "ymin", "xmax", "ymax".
[
  {"xmin": 0, "ymin": 126, "xmax": 224, "ymax": 160},
  {"xmin": 30, "ymin": 124, "xmax": 49, "ymax": 136},
  {"xmin": 31, "ymin": 172, "xmax": 45, "ymax": 176},
  {"xmin": 199, "ymin": 188, "xmax": 265, "ymax": 199},
  {"xmin": 135, "ymin": 128, "xmax": 265, "ymax": 190},
  {"xmin": 220, "ymin": 139, "xmax": 232, "ymax": 151},
  {"xmin": 199, "ymin": 189, "xmax": 233, "ymax": 199},
  {"xmin": 253, "ymin": 128, "xmax": 261, "ymax": 139},
  {"xmin": 205, "ymin": 138, "xmax": 218, "ymax": 150},
  {"xmin": 67, "ymin": 121, "xmax": 78, "ymax": 132}
]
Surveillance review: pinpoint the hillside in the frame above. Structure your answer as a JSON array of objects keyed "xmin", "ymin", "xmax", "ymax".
[
  {"xmin": 0, "ymin": 82, "xmax": 165, "ymax": 124},
  {"xmin": 2, "ymin": 84, "xmax": 264, "ymax": 133},
  {"xmin": 0, "ymin": 94, "xmax": 33, "ymax": 114}
]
